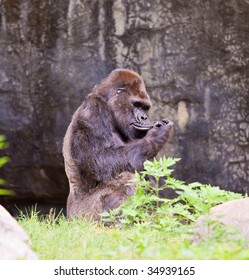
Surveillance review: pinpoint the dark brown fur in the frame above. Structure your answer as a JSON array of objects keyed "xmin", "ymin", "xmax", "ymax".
[{"xmin": 63, "ymin": 69, "xmax": 173, "ymax": 221}]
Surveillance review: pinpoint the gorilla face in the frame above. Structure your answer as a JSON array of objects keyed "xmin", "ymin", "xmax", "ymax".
[
  {"xmin": 111, "ymin": 88, "xmax": 152, "ymax": 140},
  {"xmin": 106, "ymin": 69, "xmax": 153, "ymax": 141},
  {"xmin": 130, "ymin": 102, "xmax": 152, "ymax": 132}
]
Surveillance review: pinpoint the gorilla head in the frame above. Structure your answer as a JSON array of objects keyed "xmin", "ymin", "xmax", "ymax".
[{"xmin": 91, "ymin": 69, "xmax": 153, "ymax": 140}]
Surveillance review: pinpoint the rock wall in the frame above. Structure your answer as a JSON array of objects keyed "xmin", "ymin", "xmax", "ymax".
[{"xmin": 0, "ymin": 0, "xmax": 249, "ymax": 210}]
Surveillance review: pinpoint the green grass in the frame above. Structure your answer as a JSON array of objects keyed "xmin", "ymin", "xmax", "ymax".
[{"xmin": 18, "ymin": 211, "xmax": 249, "ymax": 260}]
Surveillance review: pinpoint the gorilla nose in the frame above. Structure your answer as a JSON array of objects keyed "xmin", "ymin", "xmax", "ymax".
[
  {"xmin": 140, "ymin": 115, "xmax": 147, "ymax": 121},
  {"xmin": 138, "ymin": 114, "xmax": 147, "ymax": 122}
]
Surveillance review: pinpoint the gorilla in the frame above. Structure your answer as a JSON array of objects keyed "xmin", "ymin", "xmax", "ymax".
[{"xmin": 63, "ymin": 69, "xmax": 173, "ymax": 221}]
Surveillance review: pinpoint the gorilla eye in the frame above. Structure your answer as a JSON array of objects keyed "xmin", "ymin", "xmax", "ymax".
[
  {"xmin": 133, "ymin": 101, "xmax": 142, "ymax": 108},
  {"xmin": 117, "ymin": 88, "xmax": 126, "ymax": 94},
  {"xmin": 133, "ymin": 101, "xmax": 150, "ymax": 111}
]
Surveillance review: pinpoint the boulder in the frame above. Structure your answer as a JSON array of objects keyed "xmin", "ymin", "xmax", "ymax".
[
  {"xmin": 0, "ymin": 205, "xmax": 38, "ymax": 260},
  {"xmin": 194, "ymin": 198, "xmax": 249, "ymax": 241}
]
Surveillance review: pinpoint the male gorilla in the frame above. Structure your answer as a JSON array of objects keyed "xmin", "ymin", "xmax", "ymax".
[{"xmin": 63, "ymin": 69, "xmax": 173, "ymax": 220}]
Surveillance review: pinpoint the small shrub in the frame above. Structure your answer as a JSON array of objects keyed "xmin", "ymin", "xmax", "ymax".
[
  {"xmin": 101, "ymin": 157, "xmax": 243, "ymax": 229},
  {"xmin": 0, "ymin": 135, "xmax": 12, "ymax": 195}
]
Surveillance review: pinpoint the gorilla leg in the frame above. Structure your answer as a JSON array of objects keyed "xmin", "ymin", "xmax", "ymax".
[{"xmin": 67, "ymin": 172, "xmax": 135, "ymax": 221}]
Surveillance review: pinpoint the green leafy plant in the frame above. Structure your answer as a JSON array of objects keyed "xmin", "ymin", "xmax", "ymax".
[
  {"xmin": 0, "ymin": 135, "xmax": 12, "ymax": 195},
  {"xmin": 101, "ymin": 157, "xmax": 243, "ymax": 228}
]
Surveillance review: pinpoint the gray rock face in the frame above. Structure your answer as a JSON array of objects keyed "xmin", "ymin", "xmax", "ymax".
[
  {"xmin": 0, "ymin": 1, "xmax": 249, "ymax": 210},
  {"xmin": 195, "ymin": 198, "xmax": 249, "ymax": 241},
  {"xmin": 0, "ymin": 205, "xmax": 38, "ymax": 259}
]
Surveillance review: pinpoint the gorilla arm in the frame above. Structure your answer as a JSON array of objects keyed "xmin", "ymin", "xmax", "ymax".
[
  {"xmin": 71, "ymin": 118, "xmax": 174, "ymax": 188},
  {"xmin": 124, "ymin": 119, "xmax": 174, "ymax": 170}
]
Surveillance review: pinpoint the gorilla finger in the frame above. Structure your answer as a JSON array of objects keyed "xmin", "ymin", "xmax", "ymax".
[
  {"xmin": 154, "ymin": 121, "xmax": 163, "ymax": 128},
  {"xmin": 162, "ymin": 119, "xmax": 174, "ymax": 126}
]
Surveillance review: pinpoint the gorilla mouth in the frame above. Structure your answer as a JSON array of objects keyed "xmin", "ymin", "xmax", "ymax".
[{"xmin": 131, "ymin": 122, "xmax": 153, "ymax": 131}]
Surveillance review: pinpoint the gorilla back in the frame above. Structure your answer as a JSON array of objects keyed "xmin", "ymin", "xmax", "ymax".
[{"xmin": 63, "ymin": 69, "xmax": 174, "ymax": 220}]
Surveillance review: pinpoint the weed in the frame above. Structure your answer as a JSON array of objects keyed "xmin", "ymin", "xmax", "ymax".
[{"xmin": 101, "ymin": 157, "xmax": 242, "ymax": 229}]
